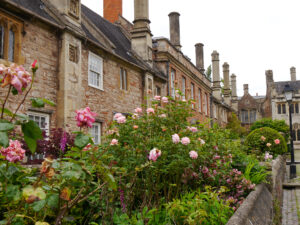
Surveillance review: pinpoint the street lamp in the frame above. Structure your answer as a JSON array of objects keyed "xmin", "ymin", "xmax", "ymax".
[{"xmin": 283, "ymin": 84, "xmax": 296, "ymax": 179}]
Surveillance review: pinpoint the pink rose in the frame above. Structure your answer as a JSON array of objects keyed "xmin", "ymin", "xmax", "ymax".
[
  {"xmin": 1, "ymin": 140, "xmax": 25, "ymax": 163},
  {"xmin": 133, "ymin": 125, "xmax": 139, "ymax": 129},
  {"xmin": 75, "ymin": 107, "xmax": 97, "ymax": 128},
  {"xmin": 189, "ymin": 151, "xmax": 198, "ymax": 159},
  {"xmin": 110, "ymin": 139, "xmax": 118, "ymax": 146},
  {"xmin": 266, "ymin": 143, "xmax": 272, "ymax": 147},
  {"xmin": 187, "ymin": 126, "xmax": 198, "ymax": 132},
  {"xmin": 114, "ymin": 113, "xmax": 123, "ymax": 120},
  {"xmin": 146, "ymin": 108, "xmax": 155, "ymax": 114},
  {"xmin": 274, "ymin": 139, "xmax": 280, "ymax": 145},
  {"xmin": 135, "ymin": 107, "xmax": 142, "ymax": 113},
  {"xmin": 213, "ymin": 155, "xmax": 220, "ymax": 160},
  {"xmin": 172, "ymin": 134, "xmax": 180, "ymax": 144},
  {"xmin": 198, "ymin": 138, "xmax": 205, "ymax": 145},
  {"xmin": 117, "ymin": 116, "xmax": 126, "ymax": 124},
  {"xmin": 154, "ymin": 96, "xmax": 161, "ymax": 101},
  {"xmin": 162, "ymin": 97, "xmax": 169, "ymax": 103},
  {"xmin": 132, "ymin": 113, "xmax": 139, "ymax": 119},
  {"xmin": 261, "ymin": 136, "xmax": 266, "ymax": 141},
  {"xmin": 149, "ymin": 148, "xmax": 161, "ymax": 162},
  {"xmin": 202, "ymin": 166, "xmax": 209, "ymax": 174},
  {"xmin": 158, "ymin": 114, "xmax": 167, "ymax": 118},
  {"xmin": 181, "ymin": 137, "xmax": 190, "ymax": 145}
]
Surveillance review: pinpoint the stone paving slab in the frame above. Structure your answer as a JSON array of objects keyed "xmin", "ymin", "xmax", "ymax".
[{"xmin": 282, "ymin": 189, "xmax": 298, "ymax": 225}]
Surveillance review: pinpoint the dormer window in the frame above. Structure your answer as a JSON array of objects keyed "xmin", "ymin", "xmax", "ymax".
[{"xmin": 69, "ymin": 0, "xmax": 80, "ymax": 18}]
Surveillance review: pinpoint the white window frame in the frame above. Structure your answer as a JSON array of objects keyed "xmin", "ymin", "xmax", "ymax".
[
  {"xmin": 182, "ymin": 76, "xmax": 186, "ymax": 100},
  {"xmin": 198, "ymin": 88, "xmax": 202, "ymax": 112},
  {"xmin": 27, "ymin": 112, "xmax": 50, "ymax": 161},
  {"xmin": 88, "ymin": 52, "xmax": 103, "ymax": 90},
  {"xmin": 170, "ymin": 69, "xmax": 176, "ymax": 98},
  {"xmin": 90, "ymin": 122, "xmax": 101, "ymax": 145},
  {"xmin": 120, "ymin": 67, "xmax": 127, "ymax": 90}
]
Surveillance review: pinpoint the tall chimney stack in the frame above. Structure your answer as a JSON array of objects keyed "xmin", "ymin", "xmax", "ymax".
[
  {"xmin": 243, "ymin": 84, "xmax": 249, "ymax": 95},
  {"xmin": 195, "ymin": 43, "xmax": 205, "ymax": 73},
  {"xmin": 211, "ymin": 51, "xmax": 221, "ymax": 100},
  {"xmin": 291, "ymin": 67, "xmax": 296, "ymax": 81},
  {"xmin": 169, "ymin": 12, "xmax": 181, "ymax": 51},
  {"xmin": 223, "ymin": 62, "xmax": 231, "ymax": 105},
  {"xmin": 103, "ymin": 0, "xmax": 122, "ymax": 23},
  {"xmin": 131, "ymin": 0, "xmax": 152, "ymax": 64},
  {"xmin": 265, "ymin": 70, "xmax": 274, "ymax": 97},
  {"xmin": 231, "ymin": 74, "xmax": 238, "ymax": 111}
]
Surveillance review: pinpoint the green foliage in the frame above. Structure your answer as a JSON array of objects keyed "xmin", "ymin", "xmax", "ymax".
[
  {"xmin": 205, "ymin": 65, "xmax": 212, "ymax": 80},
  {"xmin": 226, "ymin": 113, "xmax": 247, "ymax": 138},
  {"xmin": 21, "ymin": 120, "xmax": 43, "ymax": 153},
  {"xmin": 30, "ymin": 98, "xmax": 56, "ymax": 108},
  {"xmin": 250, "ymin": 118, "xmax": 289, "ymax": 141},
  {"xmin": 245, "ymin": 127, "xmax": 287, "ymax": 156},
  {"xmin": 243, "ymin": 162, "xmax": 269, "ymax": 184}
]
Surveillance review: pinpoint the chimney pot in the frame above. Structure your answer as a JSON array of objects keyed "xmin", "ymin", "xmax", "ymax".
[
  {"xmin": 169, "ymin": 12, "xmax": 181, "ymax": 51},
  {"xmin": 291, "ymin": 67, "xmax": 296, "ymax": 81},
  {"xmin": 231, "ymin": 73, "xmax": 237, "ymax": 98},
  {"xmin": 104, "ymin": 0, "xmax": 122, "ymax": 23},
  {"xmin": 244, "ymin": 84, "xmax": 249, "ymax": 95},
  {"xmin": 195, "ymin": 43, "xmax": 204, "ymax": 72}
]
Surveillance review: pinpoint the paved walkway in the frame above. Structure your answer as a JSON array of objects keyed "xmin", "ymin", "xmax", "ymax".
[{"xmin": 282, "ymin": 166, "xmax": 300, "ymax": 225}]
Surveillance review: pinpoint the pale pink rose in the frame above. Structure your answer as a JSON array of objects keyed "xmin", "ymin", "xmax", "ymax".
[
  {"xmin": 158, "ymin": 114, "xmax": 167, "ymax": 118},
  {"xmin": 274, "ymin": 139, "xmax": 280, "ymax": 145},
  {"xmin": 261, "ymin": 136, "xmax": 266, "ymax": 141},
  {"xmin": 135, "ymin": 107, "xmax": 142, "ymax": 113},
  {"xmin": 181, "ymin": 137, "xmax": 190, "ymax": 145},
  {"xmin": 117, "ymin": 116, "xmax": 126, "ymax": 124},
  {"xmin": 132, "ymin": 113, "xmax": 139, "ymax": 119},
  {"xmin": 110, "ymin": 139, "xmax": 118, "ymax": 146},
  {"xmin": 113, "ymin": 113, "xmax": 123, "ymax": 120},
  {"xmin": 249, "ymin": 184, "xmax": 256, "ymax": 189},
  {"xmin": 172, "ymin": 134, "xmax": 180, "ymax": 144},
  {"xmin": 162, "ymin": 97, "xmax": 169, "ymax": 103},
  {"xmin": 187, "ymin": 126, "xmax": 198, "ymax": 132},
  {"xmin": 266, "ymin": 143, "xmax": 272, "ymax": 147},
  {"xmin": 213, "ymin": 170, "xmax": 217, "ymax": 175},
  {"xmin": 1, "ymin": 140, "xmax": 26, "ymax": 163},
  {"xmin": 198, "ymin": 138, "xmax": 205, "ymax": 145},
  {"xmin": 146, "ymin": 108, "xmax": 155, "ymax": 114},
  {"xmin": 154, "ymin": 96, "xmax": 161, "ymax": 101},
  {"xmin": 149, "ymin": 148, "xmax": 161, "ymax": 162},
  {"xmin": 133, "ymin": 125, "xmax": 139, "ymax": 129},
  {"xmin": 202, "ymin": 166, "xmax": 209, "ymax": 174},
  {"xmin": 213, "ymin": 155, "xmax": 220, "ymax": 160},
  {"xmin": 265, "ymin": 152, "xmax": 273, "ymax": 160},
  {"xmin": 75, "ymin": 107, "xmax": 97, "ymax": 128},
  {"xmin": 189, "ymin": 151, "xmax": 198, "ymax": 159}
]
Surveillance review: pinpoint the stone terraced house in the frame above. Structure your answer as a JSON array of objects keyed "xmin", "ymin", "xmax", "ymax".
[{"xmin": 0, "ymin": 0, "xmax": 238, "ymax": 153}]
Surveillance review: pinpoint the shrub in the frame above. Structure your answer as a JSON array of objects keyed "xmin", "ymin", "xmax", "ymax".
[
  {"xmin": 226, "ymin": 113, "xmax": 247, "ymax": 138},
  {"xmin": 245, "ymin": 127, "xmax": 287, "ymax": 156},
  {"xmin": 250, "ymin": 118, "xmax": 289, "ymax": 141}
]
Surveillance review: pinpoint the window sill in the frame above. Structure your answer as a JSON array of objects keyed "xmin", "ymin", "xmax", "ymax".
[
  {"xmin": 89, "ymin": 84, "xmax": 104, "ymax": 91},
  {"xmin": 0, "ymin": 59, "xmax": 13, "ymax": 66}
]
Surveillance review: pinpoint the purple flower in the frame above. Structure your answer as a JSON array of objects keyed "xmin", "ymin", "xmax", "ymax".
[{"xmin": 60, "ymin": 131, "xmax": 67, "ymax": 152}]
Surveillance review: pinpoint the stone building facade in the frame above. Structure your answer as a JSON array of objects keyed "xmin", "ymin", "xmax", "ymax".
[{"xmin": 0, "ymin": 0, "xmax": 239, "ymax": 151}]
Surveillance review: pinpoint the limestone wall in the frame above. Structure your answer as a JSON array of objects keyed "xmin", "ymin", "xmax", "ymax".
[{"xmin": 226, "ymin": 156, "xmax": 286, "ymax": 225}]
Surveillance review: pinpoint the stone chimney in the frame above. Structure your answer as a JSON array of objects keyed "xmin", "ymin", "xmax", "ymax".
[
  {"xmin": 231, "ymin": 74, "xmax": 238, "ymax": 111},
  {"xmin": 291, "ymin": 67, "xmax": 296, "ymax": 81},
  {"xmin": 51, "ymin": 0, "xmax": 81, "ymax": 26},
  {"xmin": 244, "ymin": 84, "xmax": 249, "ymax": 95},
  {"xmin": 211, "ymin": 51, "xmax": 221, "ymax": 100},
  {"xmin": 265, "ymin": 70, "xmax": 274, "ymax": 97},
  {"xmin": 104, "ymin": 0, "xmax": 122, "ymax": 23},
  {"xmin": 223, "ymin": 62, "xmax": 231, "ymax": 105},
  {"xmin": 169, "ymin": 12, "xmax": 181, "ymax": 51},
  {"xmin": 131, "ymin": 0, "xmax": 152, "ymax": 64},
  {"xmin": 195, "ymin": 43, "xmax": 204, "ymax": 73}
]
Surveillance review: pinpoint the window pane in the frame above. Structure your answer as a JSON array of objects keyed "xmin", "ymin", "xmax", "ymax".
[
  {"xmin": 282, "ymin": 104, "xmax": 286, "ymax": 114},
  {"xmin": 90, "ymin": 124, "xmax": 101, "ymax": 145},
  {"xmin": 171, "ymin": 69, "xmax": 175, "ymax": 98},
  {"xmin": 0, "ymin": 26, "xmax": 4, "ymax": 59},
  {"xmin": 291, "ymin": 104, "xmax": 294, "ymax": 114},
  {"xmin": 297, "ymin": 129, "xmax": 300, "ymax": 141},
  {"xmin": 292, "ymin": 130, "xmax": 296, "ymax": 141},
  {"xmin": 296, "ymin": 103, "xmax": 299, "ymax": 114},
  {"xmin": 120, "ymin": 68, "xmax": 123, "ymax": 89},
  {"xmin": 182, "ymin": 77, "xmax": 186, "ymax": 99},
  {"xmin": 8, "ymin": 29, "xmax": 15, "ymax": 62},
  {"xmin": 277, "ymin": 104, "xmax": 281, "ymax": 114},
  {"xmin": 245, "ymin": 110, "xmax": 249, "ymax": 122},
  {"xmin": 191, "ymin": 83, "xmax": 194, "ymax": 99},
  {"xmin": 198, "ymin": 89, "xmax": 202, "ymax": 112}
]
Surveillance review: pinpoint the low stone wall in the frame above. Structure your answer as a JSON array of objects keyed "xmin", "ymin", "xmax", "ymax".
[{"xmin": 226, "ymin": 155, "xmax": 286, "ymax": 225}]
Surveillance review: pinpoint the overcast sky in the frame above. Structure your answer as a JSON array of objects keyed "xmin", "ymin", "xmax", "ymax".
[{"xmin": 82, "ymin": 0, "xmax": 300, "ymax": 96}]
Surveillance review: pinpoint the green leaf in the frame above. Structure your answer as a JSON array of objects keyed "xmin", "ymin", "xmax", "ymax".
[
  {"xmin": 30, "ymin": 98, "xmax": 45, "ymax": 108},
  {"xmin": 47, "ymin": 194, "xmax": 59, "ymax": 209},
  {"xmin": 42, "ymin": 98, "xmax": 56, "ymax": 107},
  {"xmin": 32, "ymin": 199, "xmax": 46, "ymax": 212},
  {"xmin": 0, "ymin": 108, "xmax": 14, "ymax": 117},
  {"xmin": 105, "ymin": 173, "xmax": 117, "ymax": 191},
  {"xmin": 0, "ymin": 122, "xmax": 14, "ymax": 131},
  {"xmin": 22, "ymin": 120, "xmax": 42, "ymax": 153},
  {"xmin": 6, "ymin": 185, "xmax": 21, "ymax": 201},
  {"xmin": 24, "ymin": 136, "xmax": 37, "ymax": 154},
  {"xmin": 74, "ymin": 133, "xmax": 90, "ymax": 149},
  {"xmin": 0, "ymin": 132, "xmax": 9, "ymax": 147},
  {"xmin": 11, "ymin": 87, "xmax": 18, "ymax": 95}
]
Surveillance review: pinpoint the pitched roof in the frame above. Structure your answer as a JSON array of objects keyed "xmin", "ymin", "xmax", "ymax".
[{"xmin": 275, "ymin": 81, "xmax": 300, "ymax": 94}]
